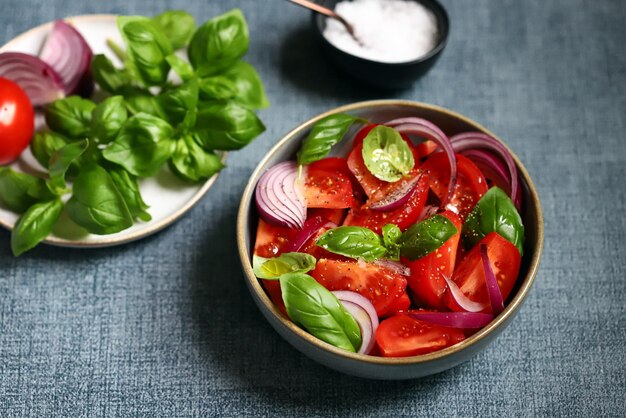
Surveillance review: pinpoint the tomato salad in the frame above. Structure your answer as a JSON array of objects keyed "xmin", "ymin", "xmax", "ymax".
[{"xmin": 252, "ymin": 114, "xmax": 525, "ymax": 357}]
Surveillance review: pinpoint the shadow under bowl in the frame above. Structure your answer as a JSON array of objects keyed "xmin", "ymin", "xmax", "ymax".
[{"xmin": 237, "ymin": 100, "xmax": 543, "ymax": 380}]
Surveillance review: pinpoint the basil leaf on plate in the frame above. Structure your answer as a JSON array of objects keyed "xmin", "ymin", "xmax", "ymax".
[
  {"xmin": 382, "ymin": 223, "xmax": 402, "ymax": 261},
  {"xmin": 188, "ymin": 8, "xmax": 249, "ymax": 76},
  {"xmin": 279, "ymin": 272, "xmax": 361, "ymax": 352},
  {"xmin": 45, "ymin": 96, "xmax": 95, "ymax": 139},
  {"xmin": 91, "ymin": 96, "xmax": 128, "ymax": 143},
  {"xmin": 30, "ymin": 131, "xmax": 69, "ymax": 169},
  {"xmin": 199, "ymin": 61, "xmax": 269, "ymax": 109},
  {"xmin": 165, "ymin": 54, "xmax": 195, "ymax": 81},
  {"xmin": 66, "ymin": 164, "xmax": 133, "ymax": 235},
  {"xmin": 316, "ymin": 226, "xmax": 387, "ymax": 262},
  {"xmin": 297, "ymin": 113, "xmax": 361, "ymax": 165},
  {"xmin": 120, "ymin": 87, "xmax": 165, "ymax": 118},
  {"xmin": 107, "ymin": 166, "xmax": 151, "ymax": 222},
  {"xmin": 0, "ymin": 168, "xmax": 52, "ymax": 213},
  {"xmin": 48, "ymin": 139, "xmax": 89, "ymax": 193},
  {"xmin": 362, "ymin": 125, "xmax": 414, "ymax": 183},
  {"xmin": 462, "ymin": 186, "xmax": 525, "ymax": 255},
  {"xmin": 194, "ymin": 100, "xmax": 265, "ymax": 150},
  {"xmin": 11, "ymin": 198, "xmax": 63, "ymax": 256},
  {"xmin": 169, "ymin": 135, "xmax": 224, "ymax": 182},
  {"xmin": 399, "ymin": 214, "xmax": 458, "ymax": 261},
  {"xmin": 157, "ymin": 78, "xmax": 199, "ymax": 126},
  {"xmin": 252, "ymin": 252, "xmax": 317, "ymax": 279},
  {"xmin": 152, "ymin": 10, "xmax": 196, "ymax": 50},
  {"xmin": 103, "ymin": 113, "xmax": 175, "ymax": 177}
]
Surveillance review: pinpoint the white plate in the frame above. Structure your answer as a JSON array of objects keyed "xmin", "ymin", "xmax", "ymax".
[{"xmin": 0, "ymin": 15, "xmax": 225, "ymax": 248}]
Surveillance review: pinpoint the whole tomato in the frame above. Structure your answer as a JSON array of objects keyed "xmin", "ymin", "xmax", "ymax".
[{"xmin": 0, "ymin": 77, "xmax": 35, "ymax": 165}]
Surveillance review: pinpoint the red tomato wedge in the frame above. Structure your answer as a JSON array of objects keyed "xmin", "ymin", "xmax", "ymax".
[
  {"xmin": 416, "ymin": 140, "xmax": 438, "ymax": 160},
  {"xmin": 404, "ymin": 210, "xmax": 462, "ymax": 310},
  {"xmin": 384, "ymin": 292, "xmax": 411, "ymax": 316},
  {"xmin": 376, "ymin": 314, "xmax": 466, "ymax": 357},
  {"xmin": 308, "ymin": 157, "xmax": 366, "ymax": 203},
  {"xmin": 342, "ymin": 172, "xmax": 430, "ymax": 234},
  {"xmin": 307, "ymin": 208, "xmax": 348, "ymax": 225},
  {"xmin": 310, "ymin": 258, "xmax": 408, "ymax": 317},
  {"xmin": 421, "ymin": 152, "xmax": 488, "ymax": 220},
  {"xmin": 444, "ymin": 232, "xmax": 521, "ymax": 313},
  {"xmin": 303, "ymin": 163, "xmax": 355, "ymax": 209}
]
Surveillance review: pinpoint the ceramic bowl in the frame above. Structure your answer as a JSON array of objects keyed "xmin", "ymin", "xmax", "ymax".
[
  {"xmin": 311, "ymin": 0, "xmax": 450, "ymax": 89},
  {"xmin": 237, "ymin": 100, "xmax": 543, "ymax": 379}
]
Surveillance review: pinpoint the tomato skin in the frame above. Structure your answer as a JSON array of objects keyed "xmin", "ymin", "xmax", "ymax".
[
  {"xmin": 303, "ymin": 165, "xmax": 355, "ymax": 209},
  {"xmin": 404, "ymin": 210, "xmax": 462, "ymax": 310},
  {"xmin": 307, "ymin": 208, "xmax": 347, "ymax": 225},
  {"xmin": 416, "ymin": 140, "xmax": 438, "ymax": 160},
  {"xmin": 0, "ymin": 78, "xmax": 34, "ymax": 165},
  {"xmin": 342, "ymin": 172, "xmax": 430, "ymax": 234},
  {"xmin": 310, "ymin": 258, "xmax": 408, "ymax": 317},
  {"xmin": 376, "ymin": 314, "xmax": 466, "ymax": 357},
  {"xmin": 444, "ymin": 232, "xmax": 521, "ymax": 313},
  {"xmin": 384, "ymin": 292, "xmax": 411, "ymax": 317},
  {"xmin": 421, "ymin": 152, "xmax": 488, "ymax": 220}
]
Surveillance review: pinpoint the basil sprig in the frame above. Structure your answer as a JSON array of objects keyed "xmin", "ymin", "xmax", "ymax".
[
  {"xmin": 382, "ymin": 224, "xmax": 402, "ymax": 261},
  {"xmin": 11, "ymin": 199, "xmax": 63, "ymax": 256},
  {"xmin": 361, "ymin": 125, "xmax": 414, "ymax": 182},
  {"xmin": 462, "ymin": 187, "xmax": 525, "ymax": 255},
  {"xmin": 252, "ymin": 252, "xmax": 316, "ymax": 279},
  {"xmin": 297, "ymin": 113, "xmax": 364, "ymax": 165},
  {"xmin": 280, "ymin": 272, "xmax": 362, "ymax": 353},
  {"xmin": 316, "ymin": 226, "xmax": 388, "ymax": 262}
]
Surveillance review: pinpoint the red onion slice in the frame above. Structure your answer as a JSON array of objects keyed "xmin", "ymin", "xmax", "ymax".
[
  {"xmin": 255, "ymin": 161, "xmax": 306, "ymax": 229},
  {"xmin": 0, "ymin": 52, "xmax": 64, "ymax": 106},
  {"xmin": 283, "ymin": 216, "xmax": 336, "ymax": 253},
  {"xmin": 480, "ymin": 244, "xmax": 505, "ymax": 315},
  {"xmin": 450, "ymin": 132, "xmax": 521, "ymax": 209},
  {"xmin": 366, "ymin": 173, "xmax": 422, "ymax": 211},
  {"xmin": 372, "ymin": 259, "xmax": 410, "ymax": 276},
  {"xmin": 407, "ymin": 311, "xmax": 494, "ymax": 329},
  {"xmin": 40, "ymin": 20, "xmax": 93, "ymax": 97},
  {"xmin": 385, "ymin": 118, "xmax": 457, "ymax": 210},
  {"xmin": 332, "ymin": 290, "xmax": 379, "ymax": 355},
  {"xmin": 443, "ymin": 274, "xmax": 488, "ymax": 312}
]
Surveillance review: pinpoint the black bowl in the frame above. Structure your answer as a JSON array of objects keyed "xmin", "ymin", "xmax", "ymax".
[{"xmin": 312, "ymin": 0, "xmax": 450, "ymax": 90}]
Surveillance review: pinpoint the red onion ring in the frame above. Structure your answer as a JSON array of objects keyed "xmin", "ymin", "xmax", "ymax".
[
  {"xmin": 283, "ymin": 216, "xmax": 335, "ymax": 253},
  {"xmin": 0, "ymin": 52, "xmax": 64, "ymax": 106},
  {"xmin": 443, "ymin": 274, "xmax": 488, "ymax": 312},
  {"xmin": 255, "ymin": 161, "xmax": 306, "ymax": 229},
  {"xmin": 480, "ymin": 244, "xmax": 505, "ymax": 315},
  {"xmin": 366, "ymin": 173, "xmax": 422, "ymax": 211},
  {"xmin": 385, "ymin": 118, "xmax": 457, "ymax": 209},
  {"xmin": 332, "ymin": 290, "xmax": 379, "ymax": 355},
  {"xmin": 407, "ymin": 311, "xmax": 494, "ymax": 329},
  {"xmin": 450, "ymin": 132, "xmax": 521, "ymax": 210},
  {"xmin": 40, "ymin": 20, "xmax": 93, "ymax": 97}
]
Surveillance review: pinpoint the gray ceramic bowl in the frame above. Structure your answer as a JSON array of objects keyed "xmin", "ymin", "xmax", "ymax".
[{"xmin": 237, "ymin": 100, "xmax": 543, "ymax": 380}]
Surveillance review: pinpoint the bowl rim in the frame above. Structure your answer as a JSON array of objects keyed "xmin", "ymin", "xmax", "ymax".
[
  {"xmin": 312, "ymin": 0, "xmax": 450, "ymax": 67},
  {"xmin": 237, "ymin": 99, "xmax": 544, "ymax": 366}
]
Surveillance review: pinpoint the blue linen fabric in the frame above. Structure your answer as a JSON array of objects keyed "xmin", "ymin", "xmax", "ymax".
[{"xmin": 1, "ymin": 0, "xmax": 625, "ymax": 416}]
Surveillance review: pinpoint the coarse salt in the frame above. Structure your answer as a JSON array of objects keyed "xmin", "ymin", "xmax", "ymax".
[{"xmin": 323, "ymin": 0, "xmax": 439, "ymax": 63}]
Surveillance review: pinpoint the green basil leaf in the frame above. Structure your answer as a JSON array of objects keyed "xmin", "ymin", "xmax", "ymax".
[
  {"xmin": 398, "ymin": 214, "xmax": 458, "ymax": 261},
  {"xmin": 120, "ymin": 87, "xmax": 165, "ymax": 117},
  {"xmin": 157, "ymin": 78, "xmax": 199, "ymax": 126},
  {"xmin": 199, "ymin": 61, "xmax": 268, "ymax": 109},
  {"xmin": 462, "ymin": 187, "xmax": 525, "ymax": 255},
  {"xmin": 151, "ymin": 10, "xmax": 195, "ymax": 50},
  {"xmin": 91, "ymin": 96, "xmax": 128, "ymax": 143},
  {"xmin": 66, "ymin": 164, "xmax": 133, "ymax": 235},
  {"xmin": 169, "ymin": 135, "xmax": 224, "ymax": 182},
  {"xmin": 188, "ymin": 8, "xmax": 249, "ymax": 76},
  {"xmin": 11, "ymin": 199, "xmax": 63, "ymax": 256},
  {"xmin": 44, "ymin": 96, "xmax": 95, "ymax": 138},
  {"xmin": 118, "ymin": 16, "xmax": 173, "ymax": 86},
  {"xmin": 362, "ymin": 125, "xmax": 414, "ymax": 182},
  {"xmin": 165, "ymin": 54, "xmax": 194, "ymax": 81},
  {"xmin": 0, "ymin": 168, "xmax": 52, "ymax": 213},
  {"xmin": 316, "ymin": 226, "xmax": 387, "ymax": 261},
  {"xmin": 30, "ymin": 131, "xmax": 69, "ymax": 169},
  {"xmin": 382, "ymin": 223, "xmax": 402, "ymax": 261},
  {"xmin": 103, "ymin": 113, "xmax": 175, "ymax": 177},
  {"xmin": 252, "ymin": 252, "xmax": 317, "ymax": 279},
  {"xmin": 92, "ymin": 54, "xmax": 134, "ymax": 93},
  {"xmin": 279, "ymin": 272, "xmax": 361, "ymax": 352},
  {"xmin": 107, "ymin": 166, "xmax": 151, "ymax": 222},
  {"xmin": 194, "ymin": 100, "xmax": 265, "ymax": 150},
  {"xmin": 48, "ymin": 139, "xmax": 89, "ymax": 192},
  {"xmin": 297, "ymin": 113, "xmax": 361, "ymax": 165}
]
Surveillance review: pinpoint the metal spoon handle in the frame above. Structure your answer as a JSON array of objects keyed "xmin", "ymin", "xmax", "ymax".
[{"xmin": 287, "ymin": 0, "xmax": 356, "ymax": 36}]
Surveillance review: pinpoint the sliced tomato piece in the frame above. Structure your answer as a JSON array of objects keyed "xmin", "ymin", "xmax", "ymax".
[
  {"xmin": 298, "ymin": 224, "xmax": 348, "ymax": 261},
  {"xmin": 384, "ymin": 292, "xmax": 411, "ymax": 317},
  {"xmin": 421, "ymin": 152, "xmax": 488, "ymax": 220},
  {"xmin": 342, "ymin": 172, "xmax": 429, "ymax": 234},
  {"xmin": 376, "ymin": 314, "xmax": 466, "ymax": 357},
  {"xmin": 310, "ymin": 258, "xmax": 408, "ymax": 317},
  {"xmin": 307, "ymin": 208, "xmax": 348, "ymax": 225},
  {"xmin": 416, "ymin": 140, "xmax": 438, "ymax": 160},
  {"xmin": 444, "ymin": 232, "xmax": 521, "ymax": 313},
  {"xmin": 404, "ymin": 210, "xmax": 462, "ymax": 310},
  {"xmin": 308, "ymin": 157, "xmax": 366, "ymax": 203},
  {"xmin": 303, "ymin": 165, "xmax": 355, "ymax": 209}
]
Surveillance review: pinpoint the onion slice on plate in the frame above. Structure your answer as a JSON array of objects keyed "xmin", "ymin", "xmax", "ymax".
[
  {"xmin": 480, "ymin": 244, "xmax": 505, "ymax": 315},
  {"xmin": 283, "ymin": 216, "xmax": 336, "ymax": 253},
  {"xmin": 40, "ymin": 20, "xmax": 93, "ymax": 97},
  {"xmin": 367, "ymin": 173, "xmax": 422, "ymax": 211},
  {"xmin": 0, "ymin": 52, "xmax": 65, "ymax": 106},
  {"xmin": 332, "ymin": 290, "xmax": 379, "ymax": 354},
  {"xmin": 442, "ymin": 274, "xmax": 488, "ymax": 312},
  {"xmin": 407, "ymin": 311, "xmax": 494, "ymax": 329},
  {"xmin": 255, "ymin": 161, "xmax": 307, "ymax": 229}
]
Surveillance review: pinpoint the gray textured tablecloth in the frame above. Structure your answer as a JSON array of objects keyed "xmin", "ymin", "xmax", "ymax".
[{"xmin": 1, "ymin": 0, "xmax": 625, "ymax": 416}]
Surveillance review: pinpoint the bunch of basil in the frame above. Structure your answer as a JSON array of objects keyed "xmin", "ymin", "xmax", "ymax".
[{"xmin": 0, "ymin": 9, "xmax": 268, "ymax": 256}]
